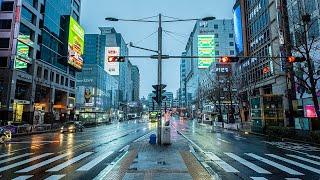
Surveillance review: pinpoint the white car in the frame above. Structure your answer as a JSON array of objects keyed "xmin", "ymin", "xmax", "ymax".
[{"xmin": 0, "ymin": 127, "xmax": 12, "ymax": 143}]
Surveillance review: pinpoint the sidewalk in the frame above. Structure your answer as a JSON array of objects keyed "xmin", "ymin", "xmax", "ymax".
[{"xmin": 106, "ymin": 128, "xmax": 212, "ymax": 180}]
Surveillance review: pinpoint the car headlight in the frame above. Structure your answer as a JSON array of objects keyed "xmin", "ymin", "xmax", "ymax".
[
  {"xmin": 68, "ymin": 126, "xmax": 75, "ymax": 130},
  {"xmin": 61, "ymin": 127, "xmax": 64, "ymax": 130}
]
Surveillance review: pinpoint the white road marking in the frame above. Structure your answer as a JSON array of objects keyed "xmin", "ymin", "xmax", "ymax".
[
  {"xmin": 93, "ymin": 151, "xmax": 128, "ymax": 180},
  {"xmin": 205, "ymin": 152, "xmax": 239, "ymax": 173},
  {"xmin": 307, "ymin": 155, "xmax": 320, "ymax": 160},
  {"xmin": 225, "ymin": 153, "xmax": 271, "ymax": 174},
  {"xmin": 286, "ymin": 154, "xmax": 320, "ymax": 166},
  {"xmin": 251, "ymin": 177, "xmax": 268, "ymax": 180},
  {"xmin": 16, "ymin": 153, "xmax": 70, "ymax": 173},
  {"xmin": 245, "ymin": 153, "xmax": 303, "ymax": 175},
  {"xmin": 77, "ymin": 151, "xmax": 113, "ymax": 171},
  {"xmin": 0, "ymin": 153, "xmax": 12, "ymax": 158},
  {"xmin": 12, "ymin": 175, "xmax": 33, "ymax": 180},
  {"xmin": 47, "ymin": 152, "xmax": 93, "ymax": 172},
  {"xmin": 8, "ymin": 141, "xmax": 60, "ymax": 144},
  {"xmin": 285, "ymin": 178, "xmax": 302, "ymax": 180},
  {"xmin": 0, "ymin": 153, "xmax": 53, "ymax": 172},
  {"xmin": 266, "ymin": 154, "xmax": 320, "ymax": 175},
  {"xmin": 217, "ymin": 138, "xmax": 231, "ymax": 144},
  {"xmin": 0, "ymin": 153, "xmax": 33, "ymax": 164},
  {"xmin": 44, "ymin": 175, "xmax": 65, "ymax": 180},
  {"xmin": 119, "ymin": 145, "xmax": 129, "ymax": 153}
]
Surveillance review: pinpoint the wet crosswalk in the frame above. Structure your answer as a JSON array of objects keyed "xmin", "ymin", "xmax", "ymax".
[
  {"xmin": 204, "ymin": 151, "xmax": 320, "ymax": 179},
  {"xmin": 0, "ymin": 150, "xmax": 116, "ymax": 180}
]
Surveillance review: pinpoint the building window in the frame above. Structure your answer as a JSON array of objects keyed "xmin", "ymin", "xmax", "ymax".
[
  {"xmin": 229, "ymin": 42, "xmax": 234, "ymax": 46},
  {"xmin": 65, "ymin": 78, "xmax": 68, "ymax": 87},
  {"xmin": 229, "ymin": 33, "xmax": 234, "ymax": 38},
  {"xmin": 214, "ymin": 24, "xmax": 218, "ymax": 29},
  {"xmin": 216, "ymin": 42, "xmax": 219, "ymax": 47},
  {"xmin": 21, "ymin": 6, "xmax": 36, "ymax": 25},
  {"xmin": 0, "ymin": 57, "xmax": 8, "ymax": 67},
  {"xmin": 60, "ymin": 76, "xmax": 64, "ymax": 85},
  {"xmin": 70, "ymin": 80, "xmax": 75, "ymax": 88},
  {"xmin": 0, "ymin": 38, "xmax": 10, "ymax": 48},
  {"xmin": 1, "ymin": 2, "xmax": 14, "ymax": 11},
  {"xmin": 50, "ymin": 72, "xmax": 54, "ymax": 81},
  {"xmin": 36, "ymin": 66, "xmax": 42, "ymax": 78},
  {"xmin": 73, "ymin": 0, "xmax": 80, "ymax": 12},
  {"xmin": 44, "ymin": 69, "xmax": 48, "ymax": 80},
  {"xmin": 56, "ymin": 74, "xmax": 59, "ymax": 84},
  {"xmin": 215, "ymin": 51, "xmax": 220, "ymax": 55},
  {"xmin": 230, "ymin": 50, "xmax": 235, "ymax": 55},
  {"xmin": 214, "ymin": 33, "xmax": 219, "ymax": 38},
  {"xmin": 0, "ymin": 19, "xmax": 12, "ymax": 29}
]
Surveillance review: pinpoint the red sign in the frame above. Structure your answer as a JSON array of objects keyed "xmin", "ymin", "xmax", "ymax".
[{"xmin": 304, "ymin": 105, "xmax": 317, "ymax": 118}]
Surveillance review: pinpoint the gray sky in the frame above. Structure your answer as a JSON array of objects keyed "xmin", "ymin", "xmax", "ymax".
[{"xmin": 81, "ymin": 0, "xmax": 235, "ymax": 99}]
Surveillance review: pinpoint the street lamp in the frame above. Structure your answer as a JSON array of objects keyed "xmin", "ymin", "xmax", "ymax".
[{"xmin": 105, "ymin": 14, "xmax": 215, "ymax": 145}]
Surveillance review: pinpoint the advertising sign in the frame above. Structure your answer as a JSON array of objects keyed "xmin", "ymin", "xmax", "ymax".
[
  {"xmin": 233, "ymin": 5, "xmax": 244, "ymax": 55},
  {"xmin": 68, "ymin": 16, "xmax": 84, "ymax": 70},
  {"xmin": 15, "ymin": 35, "xmax": 32, "ymax": 69},
  {"xmin": 198, "ymin": 35, "xmax": 215, "ymax": 69},
  {"xmin": 77, "ymin": 86, "xmax": 94, "ymax": 107},
  {"xmin": 105, "ymin": 47, "xmax": 120, "ymax": 75}
]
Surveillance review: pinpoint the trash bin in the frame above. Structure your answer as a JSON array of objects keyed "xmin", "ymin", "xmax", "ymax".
[
  {"xmin": 149, "ymin": 134, "xmax": 157, "ymax": 144},
  {"xmin": 161, "ymin": 126, "xmax": 171, "ymax": 145}
]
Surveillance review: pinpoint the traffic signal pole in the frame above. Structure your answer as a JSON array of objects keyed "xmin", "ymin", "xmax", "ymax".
[{"xmin": 157, "ymin": 14, "xmax": 163, "ymax": 145}]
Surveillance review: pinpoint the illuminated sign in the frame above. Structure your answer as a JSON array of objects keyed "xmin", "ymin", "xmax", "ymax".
[
  {"xmin": 233, "ymin": 5, "xmax": 244, "ymax": 54},
  {"xmin": 198, "ymin": 35, "xmax": 215, "ymax": 69},
  {"xmin": 105, "ymin": 47, "xmax": 120, "ymax": 75},
  {"xmin": 15, "ymin": 35, "xmax": 32, "ymax": 69},
  {"xmin": 67, "ymin": 16, "xmax": 84, "ymax": 70},
  {"xmin": 304, "ymin": 105, "xmax": 317, "ymax": 118}
]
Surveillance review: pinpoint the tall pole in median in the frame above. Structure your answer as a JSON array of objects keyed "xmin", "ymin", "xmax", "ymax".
[{"xmin": 157, "ymin": 13, "xmax": 163, "ymax": 145}]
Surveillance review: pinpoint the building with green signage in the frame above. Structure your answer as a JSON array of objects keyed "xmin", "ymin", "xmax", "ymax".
[{"xmin": 0, "ymin": 0, "xmax": 82, "ymax": 124}]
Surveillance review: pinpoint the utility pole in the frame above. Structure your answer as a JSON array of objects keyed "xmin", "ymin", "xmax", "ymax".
[{"xmin": 157, "ymin": 13, "xmax": 163, "ymax": 145}]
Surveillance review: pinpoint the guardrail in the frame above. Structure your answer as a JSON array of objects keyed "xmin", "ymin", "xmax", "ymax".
[{"xmin": 1, "ymin": 124, "xmax": 61, "ymax": 136}]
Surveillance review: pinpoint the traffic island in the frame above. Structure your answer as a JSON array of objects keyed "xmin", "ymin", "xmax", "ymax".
[{"xmin": 107, "ymin": 128, "xmax": 213, "ymax": 180}]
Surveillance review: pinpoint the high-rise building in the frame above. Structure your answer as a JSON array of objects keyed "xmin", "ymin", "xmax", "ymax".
[
  {"xmin": 235, "ymin": 0, "xmax": 288, "ymax": 132},
  {"xmin": 76, "ymin": 32, "xmax": 119, "ymax": 123},
  {"xmin": 131, "ymin": 65, "xmax": 140, "ymax": 102},
  {"xmin": 99, "ymin": 27, "xmax": 133, "ymax": 104},
  {"xmin": 179, "ymin": 52, "xmax": 187, "ymax": 107},
  {"xmin": 0, "ymin": 0, "xmax": 82, "ymax": 124},
  {"xmin": 182, "ymin": 19, "xmax": 235, "ymax": 112}
]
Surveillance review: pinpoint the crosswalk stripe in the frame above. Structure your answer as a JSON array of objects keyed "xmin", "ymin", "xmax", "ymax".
[
  {"xmin": 245, "ymin": 153, "xmax": 303, "ymax": 175},
  {"xmin": 77, "ymin": 151, "xmax": 113, "ymax": 171},
  {"xmin": 251, "ymin": 177, "xmax": 268, "ymax": 180},
  {"xmin": 225, "ymin": 153, "xmax": 271, "ymax": 174},
  {"xmin": 205, "ymin": 152, "xmax": 239, "ymax": 173},
  {"xmin": 307, "ymin": 155, "xmax": 320, "ymax": 160},
  {"xmin": 266, "ymin": 154, "xmax": 320, "ymax": 175},
  {"xmin": 0, "ymin": 153, "xmax": 12, "ymax": 158},
  {"xmin": 47, "ymin": 152, "xmax": 93, "ymax": 172},
  {"xmin": 286, "ymin": 154, "xmax": 320, "ymax": 166},
  {"xmin": 0, "ymin": 153, "xmax": 53, "ymax": 172},
  {"xmin": 0, "ymin": 153, "xmax": 33, "ymax": 164},
  {"xmin": 285, "ymin": 178, "xmax": 302, "ymax": 180},
  {"xmin": 12, "ymin": 175, "xmax": 33, "ymax": 180},
  {"xmin": 16, "ymin": 153, "xmax": 70, "ymax": 173},
  {"xmin": 44, "ymin": 175, "xmax": 65, "ymax": 180}
]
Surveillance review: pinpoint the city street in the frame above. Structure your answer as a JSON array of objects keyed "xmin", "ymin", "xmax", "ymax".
[
  {"xmin": 0, "ymin": 119, "xmax": 154, "ymax": 180},
  {"xmin": 172, "ymin": 118, "xmax": 320, "ymax": 180}
]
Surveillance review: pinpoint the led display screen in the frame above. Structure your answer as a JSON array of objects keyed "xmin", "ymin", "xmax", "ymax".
[
  {"xmin": 198, "ymin": 35, "xmax": 215, "ymax": 69},
  {"xmin": 233, "ymin": 5, "xmax": 244, "ymax": 55},
  {"xmin": 67, "ymin": 16, "xmax": 84, "ymax": 70}
]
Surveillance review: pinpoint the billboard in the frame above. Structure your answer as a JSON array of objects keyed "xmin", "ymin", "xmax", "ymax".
[
  {"xmin": 105, "ymin": 47, "xmax": 120, "ymax": 75},
  {"xmin": 67, "ymin": 16, "xmax": 84, "ymax": 70},
  {"xmin": 198, "ymin": 35, "xmax": 215, "ymax": 69},
  {"xmin": 233, "ymin": 4, "xmax": 244, "ymax": 55},
  {"xmin": 77, "ymin": 86, "xmax": 94, "ymax": 107},
  {"xmin": 15, "ymin": 35, "xmax": 32, "ymax": 69}
]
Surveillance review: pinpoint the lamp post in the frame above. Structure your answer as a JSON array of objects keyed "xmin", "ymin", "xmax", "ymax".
[{"xmin": 106, "ymin": 15, "xmax": 215, "ymax": 145}]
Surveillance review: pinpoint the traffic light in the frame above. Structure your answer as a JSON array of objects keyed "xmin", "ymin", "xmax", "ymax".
[
  {"xmin": 287, "ymin": 56, "xmax": 306, "ymax": 63},
  {"xmin": 108, "ymin": 56, "xmax": 125, "ymax": 62},
  {"xmin": 219, "ymin": 56, "xmax": 239, "ymax": 63},
  {"xmin": 152, "ymin": 84, "xmax": 167, "ymax": 104}
]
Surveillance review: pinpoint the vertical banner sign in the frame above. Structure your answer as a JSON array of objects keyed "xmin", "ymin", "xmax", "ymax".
[
  {"xmin": 198, "ymin": 35, "xmax": 215, "ymax": 69},
  {"xmin": 105, "ymin": 47, "xmax": 120, "ymax": 75},
  {"xmin": 68, "ymin": 16, "xmax": 84, "ymax": 70}
]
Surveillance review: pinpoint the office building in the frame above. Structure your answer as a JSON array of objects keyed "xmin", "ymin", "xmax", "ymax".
[
  {"xmin": 131, "ymin": 65, "xmax": 140, "ymax": 102},
  {"xmin": 0, "ymin": 0, "xmax": 82, "ymax": 124}
]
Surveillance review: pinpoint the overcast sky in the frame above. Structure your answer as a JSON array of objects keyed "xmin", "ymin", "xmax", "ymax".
[{"xmin": 81, "ymin": 0, "xmax": 235, "ymax": 99}]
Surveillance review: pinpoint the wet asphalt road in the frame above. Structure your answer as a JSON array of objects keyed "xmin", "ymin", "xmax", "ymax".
[
  {"xmin": 172, "ymin": 118, "xmax": 320, "ymax": 180},
  {"xmin": 1, "ymin": 117, "xmax": 320, "ymax": 180},
  {"xmin": 0, "ymin": 119, "xmax": 155, "ymax": 180}
]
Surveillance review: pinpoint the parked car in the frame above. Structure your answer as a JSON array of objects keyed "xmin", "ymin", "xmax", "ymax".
[
  {"xmin": 60, "ymin": 121, "xmax": 84, "ymax": 133},
  {"xmin": 0, "ymin": 127, "xmax": 12, "ymax": 143}
]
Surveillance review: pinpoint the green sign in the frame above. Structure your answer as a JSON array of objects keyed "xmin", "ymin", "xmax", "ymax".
[
  {"xmin": 198, "ymin": 35, "xmax": 215, "ymax": 69},
  {"xmin": 68, "ymin": 16, "xmax": 84, "ymax": 70},
  {"xmin": 15, "ymin": 35, "xmax": 32, "ymax": 69}
]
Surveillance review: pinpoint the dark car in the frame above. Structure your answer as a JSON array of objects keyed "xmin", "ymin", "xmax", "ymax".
[
  {"xmin": 0, "ymin": 127, "xmax": 12, "ymax": 143},
  {"xmin": 60, "ymin": 121, "xmax": 84, "ymax": 133}
]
